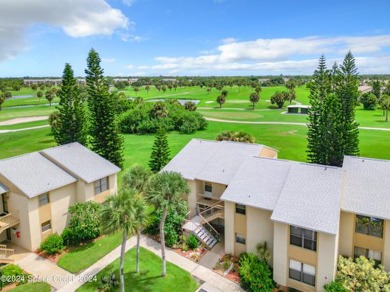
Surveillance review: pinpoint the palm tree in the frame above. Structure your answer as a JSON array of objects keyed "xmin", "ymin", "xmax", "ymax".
[
  {"xmin": 122, "ymin": 164, "xmax": 151, "ymax": 193},
  {"xmin": 121, "ymin": 164, "xmax": 151, "ymax": 273},
  {"xmin": 100, "ymin": 189, "xmax": 139, "ymax": 292},
  {"xmin": 133, "ymin": 195, "xmax": 148, "ymax": 273},
  {"xmin": 146, "ymin": 171, "xmax": 190, "ymax": 276}
]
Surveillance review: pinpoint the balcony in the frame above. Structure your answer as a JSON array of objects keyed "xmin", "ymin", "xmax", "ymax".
[{"xmin": 0, "ymin": 213, "xmax": 20, "ymax": 234}]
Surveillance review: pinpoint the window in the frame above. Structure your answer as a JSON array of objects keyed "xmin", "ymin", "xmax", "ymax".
[
  {"xmin": 354, "ymin": 246, "xmax": 382, "ymax": 266},
  {"xmin": 235, "ymin": 233, "xmax": 246, "ymax": 245},
  {"xmin": 235, "ymin": 204, "xmax": 246, "ymax": 215},
  {"xmin": 41, "ymin": 221, "xmax": 51, "ymax": 233},
  {"xmin": 355, "ymin": 215, "xmax": 384, "ymax": 238},
  {"xmin": 39, "ymin": 193, "xmax": 49, "ymax": 206},
  {"xmin": 290, "ymin": 226, "xmax": 317, "ymax": 251},
  {"xmin": 289, "ymin": 260, "xmax": 316, "ymax": 286},
  {"xmin": 204, "ymin": 182, "xmax": 212, "ymax": 193},
  {"xmin": 94, "ymin": 177, "xmax": 109, "ymax": 195}
]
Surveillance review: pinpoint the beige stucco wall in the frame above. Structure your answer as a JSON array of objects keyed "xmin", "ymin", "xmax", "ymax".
[
  {"xmin": 234, "ymin": 207, "xmax": 247, "ymax": 256},
  {"xmin": 8, "ymin": 191, "xmax": 34, "ymax": 251},
  {"xmin": 246, "ymin": 207, "xmax": 274, "ymax": 265},
  {"xmin": 49, "ymin": 183, "xmax": 77, "ymax": 235},
  {"xmin": 338, "ymin": 211, "xmax": 354, "ymax": 257},
  {"xmin": 273, "ymin": 222, "xmax": 288, "ymax": 286},
  {"xmin": 259, "ymin": 147, "xmax": 278, "ymax": 158},
  {"xmin": 224, "ymin": 201, "xmax": 235, "ymax": 254},
  {"xmin": 383, "ymin": 220, "xmax": 390, "ymax": 270},
  {"xmin": 317, "ymin": 232, "xmax": 338, "ymax": 290},
  {"xmin": 187, "ymin": 180, "xmax": 197, "ymax": 217},
  {"xmin": 85, "ymin": 174, "xmax": 117, "ymax": 202}
]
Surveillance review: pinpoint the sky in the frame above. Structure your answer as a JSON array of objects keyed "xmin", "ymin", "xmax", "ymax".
[{"xmin": 0, "ymin": 0, "xmax": 390, "ymax": 77}]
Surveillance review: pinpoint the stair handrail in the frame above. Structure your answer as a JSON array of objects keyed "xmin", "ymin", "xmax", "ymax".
[
  {"xmin": 199, "ymin": 201, "xmax": 224, "ymax": 220},
  {"xmin": 198, "ymin": 213, "xmax": 220, "ymax": 241}
]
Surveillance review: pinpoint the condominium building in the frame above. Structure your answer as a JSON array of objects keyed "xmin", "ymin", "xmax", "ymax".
[
  {"xmin": 164, "ymin": 139, "xmax": 390, "ymax": 292},
  {"xmin": 0, "ymin": 143, "xmax": 120, "ymax": 257}
]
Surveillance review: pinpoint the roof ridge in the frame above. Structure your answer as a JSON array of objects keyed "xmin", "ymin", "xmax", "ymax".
[{"xmin": 344, "ymin": 155, "xmax": 390, "ymax": 163}]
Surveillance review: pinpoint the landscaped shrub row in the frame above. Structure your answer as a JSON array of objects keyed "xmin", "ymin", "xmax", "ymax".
[{"xmin": 118, "ymin": 101, "xmax": 207, "ymax": 134}]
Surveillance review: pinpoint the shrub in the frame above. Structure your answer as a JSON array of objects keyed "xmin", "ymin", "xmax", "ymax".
[
  {"xmin": 68, "ymin": 201, "xmax": 101, "ymax": 244},
  {"xmin": 360, "ymin": 92, "xmax": 377, "ymax": 110},
  {"xmin": 61, "ymin": 228, "xmax": 78, "ymax": 246},
  {"xmin": 184, "ymin": 101, "xmax": 197, "ymax": 111},
  {"xmin": 187, "ymin": 234, "xmax": 199, "ymax": 249},
  {"xmin": 117, "ymin": 108, "xmax": 148, "ymax": 134},
  {"xmin": 40, "ymin": 233, "xmax": 64, "ymax": 255},
  {"xmin": 324, "ymin": 280, "xmax": 348, "ymax": 292},
  {"xmin": 179, "ymin": 118, "xmax": 199, "ymax": 134},
  {"xmin": 1, "ymin": 264, "xmax": 23, "ymax": 285},
  {"xmin": 238, "ymin": 253, "xmax": 274, "ymax": 292}
]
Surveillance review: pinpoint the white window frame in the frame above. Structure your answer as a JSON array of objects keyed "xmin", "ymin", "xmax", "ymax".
[
  {"xmin": 94, "ymin": 177, "xmax": 109, "ymax": 195},
  {"xmin": 41, "ymin": 220, "xmax": 51, "ymax": 233}
]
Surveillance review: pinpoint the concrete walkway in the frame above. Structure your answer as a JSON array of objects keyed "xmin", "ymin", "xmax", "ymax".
[
  {"xmin": 16, "ymin": 253, "xmax": 74, "ymax": 290},
  {"xmin": 58, "ymin": 235, "xmax": 242, "ymax": 292}
]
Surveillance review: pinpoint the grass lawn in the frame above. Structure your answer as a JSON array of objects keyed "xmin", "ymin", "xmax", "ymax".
[
  {"xmin": 0, "ymin": 106, "xmax": 53, "ymax": 122},
  {"xmin": 77, "ymin": 247, "xmax": 198, "ymax": 292},
  {"xmin": 11, "ymin": 282, "xmax": 51, "ymax": 291},
  {"xmin": 0, "ymin": 120, "xmax": 48, "ymax": 130},
  {"xmin": 58, "ymin": 232, "xmax": 122, "ymax": 273}
]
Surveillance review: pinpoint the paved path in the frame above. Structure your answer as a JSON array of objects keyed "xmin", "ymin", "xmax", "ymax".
[
  {"xmin": 0, "ymin": 116, "xmax": 48, "ymax": 126},
  {"xmin": 16, "ymin": 253, "xmax": 74, "ymax": 290},
  {"xmin": 0, "ymin": 125, "xmax": 49, "ymax": 134},
  {"xmin": 58, "ymin": 235, "xmax": 242, "ymax": 292},
  {"xmin": 204, "ymin": 117, "xmax": 390, "ymax": 131}
]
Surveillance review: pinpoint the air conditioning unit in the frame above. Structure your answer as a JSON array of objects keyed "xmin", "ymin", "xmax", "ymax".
[{"xmin": 204, "ymin": 191, "xmax": 212, "ymax": 198}]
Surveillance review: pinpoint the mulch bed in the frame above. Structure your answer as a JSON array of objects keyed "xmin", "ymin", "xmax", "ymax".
[
  {"xmin": 172, "ymin": 247, "xmax": 207, "ymax": 262},
  {"xmin": 213, "ymin": 254, "xmax": 240, "ymax": 283}
]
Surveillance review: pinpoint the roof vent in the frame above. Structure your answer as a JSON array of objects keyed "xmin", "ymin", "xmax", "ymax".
[{"xmin": 222, "ymin": 169, "xmax": 225, "ymax": 172}]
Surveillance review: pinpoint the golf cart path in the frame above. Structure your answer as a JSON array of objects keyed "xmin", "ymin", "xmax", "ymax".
[
  {"xmin": 0, "ymin": 116, "xmax": 48, "ymax": 126},
  {"xmin": 205, "ymin": 117, "xmax": 390, "ymax": 131}
]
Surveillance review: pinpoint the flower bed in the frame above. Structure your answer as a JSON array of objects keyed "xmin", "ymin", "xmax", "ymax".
[
  {"xmin": 213, "ymin": 254, "xmax": 240, "ymax": 283},
  {"xmin": 173, "ymin": 246, "xmax": 207, "ymax": 262}
]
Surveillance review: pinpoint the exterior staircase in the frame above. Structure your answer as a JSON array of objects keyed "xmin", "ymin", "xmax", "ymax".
[
  {"xmin": 0, "ymin": 244, "xmax": 14, "ymax": 263},
  {"xmin": 182, "ymin": 201, "xmax": 224, "ymax": 249}
]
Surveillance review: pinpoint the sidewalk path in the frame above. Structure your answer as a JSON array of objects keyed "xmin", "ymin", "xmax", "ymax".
[
  {"xmin": 16, "ymin": 253, "xmax": 74, "ymax": 290},
  {"xmin": 204, "ymin": 117, "xmax": 390, "ymax": 131},
  {"xmin": 58, "ymin": 235, "xmax": 242, "ymax": 292}
]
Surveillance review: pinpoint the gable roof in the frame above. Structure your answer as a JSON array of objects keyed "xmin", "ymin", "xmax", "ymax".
[
  {"xmin": 162, "ymin": 139, "xmax": 219, "ymax": 180},
  {"xmin": 0, "ymin": 152, "xmax": 77, "ymax": 198},
  {"xmin": 271, "ymin": 163, "xmax": 343, "ymax": 235},
  {"xmin": 41, "ymin": 143, "xmax": 121, "ymax": 183},
  {"xmin": 163, "ymin": 139, "xmax": 264, "ymax": 184},
  {"xmin": 341, "ymin": 156, "xmax": 390, "ymax": 220},
  {"xmin": 222, "ymin": 157, "xmax": 292, "ymax": 211}
]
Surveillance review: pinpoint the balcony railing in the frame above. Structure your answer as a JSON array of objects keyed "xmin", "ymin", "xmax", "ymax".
[
  {"xmin": 0, "ymin": 244, "xmax": 14, "ymax": 263},
  {"xmin": 0, "ymin": 213, "xmax": 20, "ymax": 234}
]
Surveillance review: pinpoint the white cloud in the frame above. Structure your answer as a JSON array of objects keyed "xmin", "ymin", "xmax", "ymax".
[
  {"xmin": 122, "ymin": 0, "xmax": 135, "ymax": 6},
  {"xmin": 146, "ymin": 35, "xmax": 390, "ymax": 74},
  {"xmin": 119, "ymin": 33, "xmax": 147, "ymax": 42},
  {"xmin": 0, "ymin": 0, "xmax": 130, "ymax": 61},
  {"xmin": 125, "ymin": 64, "xmax": 134, "ymax": 69},
  {"xmin": 102, "ymin": 58, "xmax": 116, "ymax": 63},
  {"xmin": 220, "ymin": 37, "xmax": 237, "ymax": 44}
]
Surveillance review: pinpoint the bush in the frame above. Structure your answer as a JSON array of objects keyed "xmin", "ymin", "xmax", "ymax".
[
  {"xmin": 187, "ymin": 234, "xmax": 199, "ymax": 249},
  {"xmin": 324, "ymin": 280, "xmax": 348, "ymax": 292},
  {"xmin": 117, "ymin": 108, "xmax": 148, "ymax": 133},
  {"xmin": 61, "ymin": 228, "xmax": 78, "ymax": 246},
  {"xmin": 360, "ymin": 92, "xmax": 377, "ymax": 110},
  {"xmin": 238, "ymin": 253, "xmax": 274, "ymax": 292},
  {"xmin": 179, "ymin": 118, "xmax": 199, "ymax": 134},
  {"xmin": 68, "ymin": 201, "xmax": 101, "ymax": 244},
  {"xmin": 1, "ymin": 264, "xmax": 23, "ymax": 286},
  {"xmin": 40, "ymin": 233, "xmax": 63, "ymax": 255}
]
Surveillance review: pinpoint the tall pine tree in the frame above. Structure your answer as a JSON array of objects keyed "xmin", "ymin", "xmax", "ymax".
[
  {"xmin": 307, "ymin": 55, "xmax": 332, "ymax": 164},
  {"xmin": 149, "ymin": 128, "xmax": 170, "ymax": 172},
  {"xmin": 55, "ymin": 63, "xmax": 87, "ymax": 145},
  {"xmin": 335, "ymin": 51, "xmax": 360, "ymax": 158},
  {"xmin": 307, "ymin": 52, "xmax": 360, "ymax": 167},
  {"xmin": 85, "ymin": 49, "xmax": 124, "ymax": 168}
]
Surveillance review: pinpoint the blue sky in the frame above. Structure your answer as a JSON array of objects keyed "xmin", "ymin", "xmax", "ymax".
[{"xmin": 0, "ymin": 0, "xmax": 390, "ymax": 77}]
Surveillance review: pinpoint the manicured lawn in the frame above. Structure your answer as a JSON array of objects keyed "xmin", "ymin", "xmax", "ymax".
[
  {"xmin": 77, "ymin": 247, "xmax": 198, "ymax": 292},
  {"xmin": 58, "ymin": 232, "xmax": 122, "ymax": 273},
  {"xmin": 0, "ymin": 106, "xmax": 53, "ymax": 122},
  {"xmin": 0, "ymin": 119, "xmax": 48, "ymax": 130},
  {"xmin": 11, "ymin": 282, "xmax": 51, "ymax": 291}
]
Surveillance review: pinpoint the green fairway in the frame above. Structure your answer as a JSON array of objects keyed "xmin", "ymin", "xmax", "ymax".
[
  {"xmin": 0, "ymin": 119, "xmax": 48, "ymax": 130},
  {"xmin": 77, "ymin": 247, "xmax": 198, "ymax": 292},
  {"xmin": 0, "ymin": 106, "xmax": 53, "ymax": 122}
]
